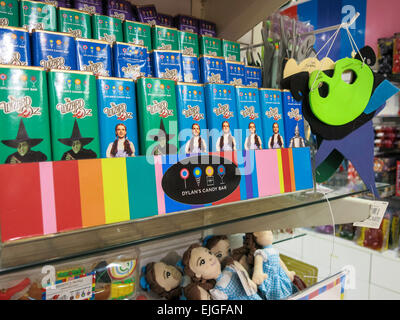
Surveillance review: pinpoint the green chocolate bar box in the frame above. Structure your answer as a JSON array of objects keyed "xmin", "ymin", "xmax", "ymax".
[
  {"xmin": 0, "ymin": 65, "xmax": 52, "ymax": 163},
  {"xmin": 124, "ymin": 20, "xmax": 152, "ymax": 51},
  {"xmin": 58, "ymin": 7, "xmax": 92, "ymax": 39},
  {"xmin": 48, "ymin": 69, "xmax": 100, "ymax": 161},
  {"xmin": 92, "ymin": 14, "xmax": 123, "ymax": 44},
  {"xmin": 20, "ymin": 0, "xmax": 57, "ymax": 32},
  {"xmin": 151, "ymin": 25, "xmax": 179, "ymax": 51},
  {"xmin": 136, "ymin": 77, "xmax": 178, "ymax": 156},
  {"xmin": 0, "ymin": 0, "xmax": 19, "ymax": 27}
]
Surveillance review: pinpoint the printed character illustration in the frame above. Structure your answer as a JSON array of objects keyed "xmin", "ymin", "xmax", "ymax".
[
  {"xmin": 289, "ymin": 124, "xmax": 305, "ymax": 148},
  {"xmin": 244, "ymin": 122, "xmax": 262, "ymax": 151},
  {"xmin": 149, "ymin": 119, "xmax": 177, "ymax": 156},
  {"xmin": 184, "ymin": 123, "xmax": 207, "ymax": 154},
  {"xmin": 106, "ymin": 123, "xmax": 136, "ymax": 158},
  {"xmin": 2, "ymin": 119, "xmax": 47, "ymax": 164},
  {"xmin": 268, "ymin": 122, "xmax": 284, "ymax": 149},
  {"xmin": 59, "ymin": 119, "xmax": 97, "ymax": 160},
  {"xmin": 216, "ymin": 121, "xmax": 237, "ymax": 152}
]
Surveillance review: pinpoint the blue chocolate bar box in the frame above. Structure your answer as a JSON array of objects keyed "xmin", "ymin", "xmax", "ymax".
[
  {"xmin": 76, "ymin": 38, "xmax": 112, "ymax": 77},
  {"xmin": 113, "ymin": 42, "xmax": 148, "ymax": 80},
  {"xmin": 152, "ymin": 50, "xmax": 183, "ymax": 81},
  {"xmin": 0, "ymin": 26, "xmax": 31, "ymax": 66},
  {"xmin": 282, "ymin": 90, "xmax": 306, "ymax": 148},
  {"xmin": 182, "ymin": 54, "xmax": 200, "ymax": 83},
  {"xmin": 200, "ymin": 55, "xmax": 226, "ymax": 84}
]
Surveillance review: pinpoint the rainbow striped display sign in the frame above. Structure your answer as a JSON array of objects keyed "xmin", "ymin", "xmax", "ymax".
[{"xmin": 0, "ymin": 148, "xmax": 313, "ymax": 242}]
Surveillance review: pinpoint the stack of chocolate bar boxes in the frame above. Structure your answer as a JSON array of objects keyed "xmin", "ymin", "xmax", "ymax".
[{"xmin": 0, "ymin": 0, "xmax": 306, "ymax": 164}]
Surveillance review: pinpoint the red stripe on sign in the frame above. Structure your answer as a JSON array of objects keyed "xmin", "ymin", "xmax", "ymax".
[
  {"xmin": 0, "ymin": 163, "xmax": 44, "ymax": 242},
  {"xmin": 281, "ymin": 149, "xmax": 292, "ymax": 193},
  {"xmin": 308, "ymin": 289, "xmax": 320, "ymax": 300},
  {"xmin": 53, "ymin": 161, "xmax": 82, "ymax": 232},
  {"xmin": 326, "ymin": 282, "xmax": 335, "ymax": 290}
]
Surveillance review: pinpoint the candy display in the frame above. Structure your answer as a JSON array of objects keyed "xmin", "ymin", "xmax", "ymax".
[
  {"xmin": 198, "ymin": 19, "xmax": 216, "ymax": 37},
  {"xmin": 175, "ymin": 15, "xmax": 198, "ymax": 34},
  {"xmin": 76, "ymin": 38, "xmax": 112, "ymax": 77},
  {"xmin": 0, "ymin": 26, "xmax": 31, "ymax": 66},
  {"xmin": 245, "ymin": 65, "xmax": 263, "ymax": 87},
  {"xmin": 281, "ymin": 90, "xmax": 305, "ymax": 148},
  {"xmin": 151, "ymin": 25, "xmax": 179, "ymax": 51},
  {"xmin": 157, "ymin": 13, "xmax": 173, "ymax": 27},
  {"xmin": 58, "ymin": 7, "xmax": 92, "ymax": 39},
  {"xmin": 92, "ymin": 14, "xmax": 123, "ymax": 44},
  {"xmin": 113, "ymin": 42, "xmax": 148, "ymax": 80},
  {"xmin": 124, "ymin": 20, "xmax": 152, "ymax": 51},
  {"xmin": 178, "ymin": 30, "xmax": 199, "ymax": 56},
  {"xmin": 135, "ymin": 4, "xmax": 157, "ymax": 25},
  {"xmin": 199, "ymin": 55, "xmax": 227, "ymax": 84},
  {"xmin": 152, "ymin": 49, "xmax": 183, "ymax": 82},
  {"xmin": 0, "ymin": 0, "xmax": 19, "ymax": 27},
  {"xmin": 181, "ymin": 54, "xmax": 200, "ymax": 83},
  {"xmin": 199, "ymin": 35, "xmax": 222, "ymax": 57},
  {"xmin": 20, "ymin": 0, "xmax": 57, "ymax": 32},
  {"xmin": 222, "ymin": 39, "xmax": 240, "ymax": 62},
  {"xmin": 225, "ymin": 60, "xmax": 246, "ymax": 86}
]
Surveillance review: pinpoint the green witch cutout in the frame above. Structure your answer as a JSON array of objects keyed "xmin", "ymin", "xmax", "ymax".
[{"xmin": 58, "ymin": 119, "xmax": 97, "ymax": 160}]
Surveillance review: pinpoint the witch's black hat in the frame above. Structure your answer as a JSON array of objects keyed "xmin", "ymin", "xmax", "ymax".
[
  {"xmin": 149, "ymin": 119, "xmax": 175, "ymax": 142},
  {"xmin": 1, "ymin": 119, "xmax": 43, "ymax": 148},
  {"xmin": 58, "ymin": 119, "xmax": 94, "ymax": 147}
]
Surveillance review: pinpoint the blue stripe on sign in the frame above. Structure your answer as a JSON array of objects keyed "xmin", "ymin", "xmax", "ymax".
[{"xmin": 319, "ymin": 285, "xmax": 327, "ymax": 294}]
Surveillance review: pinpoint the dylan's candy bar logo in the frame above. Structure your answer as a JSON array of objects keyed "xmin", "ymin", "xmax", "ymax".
[
  {"xmin": 129, "ymin": 39, "xmax": 144, "ymax": 46},
  {"xmin": 40, "ymin": 56, "xmax": 71, "ymax": 70},
  {"xmin": 121, "ymin": 63, "xmax": 145, "ymax": 80},
  {"xmin": 265, "ymin": 107, "xmax": 282, "ymax": 121},
  {"xmin": 0, "ymin": 52, "xmax": 27, "ymax": 66},
  {"xmin": 182, "ymin": 105, "xmax": 204, "ymax": 121},
  {"xmin": 247, "ymin": 82, "xmax": 258, "ymax": 88},
  {"xmin": 23, "ymin": 23, "xmax": 45, "ymax": 32},
  {"xmin": 68, "ymin": 28, "xmax": 82, "ymax": 38},
  {"xmin": 160, "ymin": 68, "xmax": 179, "ymax": 81},
  {"xmin": 207, "ymin": 73, "xmax": 224, "ymax": 84},
  {"xmin": 82, "ymin": 61, "xmax": 109, "ymax": 76},
  {"xmin": 159, "ymin": 43, "xmax": 172, "ymax": 50},
  {"xmin": 287, "ymin": 108, "xmax": 303, "ymax": 121},
  {"xmin": 100, "ymin": 33, "xmax": 116, "ymax": 43},
  {"xmin": 226, "ymin": 55, "xmax": 237, "ymax": 61},
  {"xmin": 229, "ymin": 78, "xmax": 243, "ymax": 86},
  {"xmin": 104, "ymin": 102, "xmax": 133, "ymax": 121},
  {"xmin": 0, "ymin": 96, "xmax": 41, "ymax": 118},
  {"xmin": 0, "ymin": 18, "xmax": 9, "ymax": 27},
  {"xmin": 56, "ymin": 98, "xmax": 92, "ymax": 119},
  {"xmin": 147, "ymin": 100, "xmax": 174, "ymax": 118},
  {"xmin": 111, "ymin": 12, "xmax": 126, "ymax": 20},
  {"xmin": 240, "ymin": 106, "xmax": 259, "ymax": 120},
  {"xmin": 81, "ymin": 4, "xmax": 96, "ymax": 14},
  {"xmin": 213, "ymin": 103, "xmax": 234, "ymax": 119},
  {"xmin": 43, "ymin": 0, "xmax": 58, "ymax": 6},
  {"xmin": 182, "ymin": 47, "xmax": 194, "ymax": 55}
]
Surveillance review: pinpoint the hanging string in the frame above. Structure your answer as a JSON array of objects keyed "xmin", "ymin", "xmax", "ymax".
[{"xmin": 323, "ymin": 193, "xmax": 336, "ymax": 277}]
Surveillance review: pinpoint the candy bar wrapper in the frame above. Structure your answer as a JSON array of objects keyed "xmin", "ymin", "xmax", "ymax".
[
  {"xmin": 259, "ymin": 88, "xmax": 285, "ymax": 149},
  {"xmin": 174, "ymin": 14, "xmax": 198, "ymax": 33},
  {"xmin": 32, "ymin": 30, "xmax": 77, "ymax": 71},
  {"xmin": 198, "ymin": 19, "xmax": 216, "ymax": 37},
  {"xmin": 124, "ymin": 20, "xmax": 152, "ymax": 51},
  {"xmin": 222, "ymin": 39, "xmax": 240, "ymax": 62},
  {"xmin": 20, "ymin": 0, "xmax": 57, "ymax": 32},
  {"xmin": 281, "ymin": 89, "xmax": 306, "ymax": 148},
  {"xmin": 199, "ymin": 55, "xmax": 227, "ymax": 84},
  {"xmin": 157, "ymin": 13, "xmax": 173, "ymax": 27},
  {"xmin": 0, "ymin": 26, "xmax": 31, "ymax": 66},
  {"xmin": 244, "ymin": 65, "xmax": 262, "ymax": 88},
  {"xmin": 176, "ymin": 82, "xmax": 208, "ymax": 153},
  {"xmin": 97, "ymin": 77, "xmax": 139, "ymax": 158},
  {"xmin": 0, "ymin": 65, "xmax": 52, "ymax": 163},
  {"xmin": 74, "ymin": 0, "xmax": 103, "ymax": 15},
  {"xmin": 152, "ymin": 50, "xmax": 183, "ymax": 82},
  {"xmin": 58, "ymin": 7, "xmax": 92, "ymax": 39},
  {"xmin": 204, "ymin": 83, "xmax": 238, "ymax": 152},
  {"xmin": 235, "ymin": 86, "xmax": 264, "ymax": 151},
  {"xmin": 136, "ymin": 77, "xmax": 178, "ymax": 156},
  {"xmin": 179, "ymin": 30, "xmax": 199, "ymax": 56},
  {"xmin": 152, "ymin": 25, "xmax": 179, "ymax": 51},
  {"xmin": 76, "ymin": 38, "xmax": 112, "ymax": 77},
  {"xmin": 135, "ymin": 4, "xmax": 157, "ymax": 25},
  {"xmin": 225, "ymin": 60, "xmax": 245, "ymax": 86},
  {"xmin": 199, "ymin": 35, "xmax": 222, "ymax": 57},
  {"xmin": 182, "ymin": 54, "xmax": 200, "ymax": 83},
  {"xmin": 92, "ymin": 14, "xmax": 123, "ymax": 44},
  {"xmin": 106, "ymin": 0, "xmax": 133, "ymax": 21},
  {"xmin": 48, "ymin": 70, "xmax": 100, "ymax": 161},
  {"xmin": 0, "ymin": 0, "xmax": 19, "ymax": 27},
  {"xmin": 113, "ymin": 42, "xmax": 148, "ymax": 80}
]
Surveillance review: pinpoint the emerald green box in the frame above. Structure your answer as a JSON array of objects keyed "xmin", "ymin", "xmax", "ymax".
[
  {"xmin": 124, "ymin": 20, "xmax": 152, "ymax": 51},
  {"xmin": 48, "ymin": 70, "xmax": 100, "ymax": 161},
  {"xmin": 199, "ymin": 35, "xmax": 222, "ymax": 57},
  {"xmin": 20, "ymin": 0, "xmax": 57, "ymax": 32},
  {"xmin": 222, "ymin": 39, "xmax": 241, "ymax": 62},
  {"xmin": 58, "ymin": 7, "xmax": 92, "ymax": 39},
  {"xmin": 0, "ymin": 0, "xmax": 19, "ymax": 27},
  {"xmin": 92, "ymin": 14, "xmax": 123, "ymax": 44},
  {"xmin": 179, "ymin": 30, "xmax": 199, "ymax": 56},
  {"xmin": 151, "ymin": 25, "xmax": 179, "ymax": 51},
  {"xmin": 136, "ymin": 77, "xmax": 178, "ymax": 156},
  {"xmin": 0, "ymin": 65, "xmax": 52, "ymax": 163}
]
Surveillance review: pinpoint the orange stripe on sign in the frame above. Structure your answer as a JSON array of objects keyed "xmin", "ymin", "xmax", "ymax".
[
  {"xmin": 281, "ymin": 149, "xmax": 292, "ymax": 193},
  {"xmin": 288, "ymin": 148, "xmax": 296, "ymax": 192},
  {"xmin": 78, "ymin": 159, "xmax": 106, "ymax": 228}
]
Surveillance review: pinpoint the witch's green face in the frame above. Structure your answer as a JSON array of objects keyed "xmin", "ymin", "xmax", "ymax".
[
  {"xmin": 309, "ymin": 57, "xmax": 374, "ymax": 126},
  {"xmin": 17, "ymin": 141, "xmax": 29, "ymax": 156},
  {"xmin": 72, "ymin": 140, "xmax": 82, "ymax": 154}
]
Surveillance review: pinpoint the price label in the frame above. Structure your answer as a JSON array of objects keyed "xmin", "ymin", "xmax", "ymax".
[{"xmin": 353, "ymin": 201, "xmax": 388, "ymax": 229}]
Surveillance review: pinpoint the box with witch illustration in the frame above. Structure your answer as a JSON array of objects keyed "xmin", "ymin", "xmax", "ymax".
[
  {"xmin": 20, "ymin": 0, "xmax": 57, "ymax": 32},
  {"xmin": 32, "ymin": 30, "xmax": 77, "ymax": 71},
  {"xmin": 152, "ymin": 50, "xmax": 183, "ymax": 82},
  {"xmin": 178, "ymin": 30, "xmax": 199, "ymax": 56},
  {"xmin": 0, "ymin": 26, "xmax": 31, "ymax": 66},
  {"xmin": 136, "ymin": 77, "xmax": 178, "ymax": 156},
  {"xmin": 225, "ymin": 60, "xmax": 245, "ymax": 86},
  {"xmin": 0, "ymin": 65, "xmax": 52, "ymax": 164},
  {"xmin": 97, "ymin": 77, "xmax": 139, "ymax": 158},
  {"xmin": 106, "ymin": 0, "xmax": 133, "ymax": 21},
  {"xmin": 74, "ymin": 0, "xmax": 103, "ymax": 15},
  {"xmin": 48, "ymin": 70, "xmax": 100, "ymax": 161},
  {"xmin": 92, "ymin": 14, "xmax": 123, "ymax": 44},
  {"xmin": 199, "ymin": 55, "xmax": 226, "ymax": 84},
  {"xmin": 259, "ymin": 88, "xmax": 285, "ymax": 149},
  {"xmin": 176, "ymin": 82, "xmax": 208, "ymax": 154},
  {"xmin": 58, "ymin": 7, "xmax": 92, "ymax": 39},
  {"xmin": 0, "ymin": 0, "xmax": 19, "ymax": 27},
  {"xmin": 245, "ymin": 65, "xmax": 262, "ymax": 87},
  {"xmin": 76, "ymin": 38, "xmax": 112, "ymax": 77},
  {"xmin": 235, "ymin": 86, "xmax": 264, "ymax": 151},
  {"xmin": 204, "ymin": 83, "xmax": 238, "ymax": 152},
  {"xmin": 113, "ymin": 42, "xmax": 148, "ymax": 80},
  {"xmin": 281, "ymin": 90, "xmax": 305, "ymax": 148},
  {"xmin": 152, "ymin": 25, "xmax": 179, "ymax": 51},
  {"xmin": 181, "ymin": 54, "xmax": 200, "ymax": 83},
  {"xmin": 124, "ymin": 20, "xmax": 152, "ymax": 51}
]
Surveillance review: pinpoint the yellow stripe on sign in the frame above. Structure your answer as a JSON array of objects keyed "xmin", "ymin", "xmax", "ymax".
[
  {"xmin": 276, "ymin": 149, "xmax": 285, "ymax": 194},
  {"xmin": 102, "ymin": 158, "xmax": 130, "ymax": 224}
]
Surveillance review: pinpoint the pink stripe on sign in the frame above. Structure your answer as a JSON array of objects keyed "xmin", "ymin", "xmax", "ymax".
[
  {"xmin": 39, "ymin": 162, "xmax": 57, "ymax": 235},
  {"xmin": 154, "ymin": 156, "xmax": 166, "ymax": 215},
  {"xmin": 256, "ymin": 149, "xmax": 280, "ymax": 197}
]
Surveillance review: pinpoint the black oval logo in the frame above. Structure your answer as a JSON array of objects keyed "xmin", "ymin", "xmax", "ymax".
[{"xmin": 162, "ymin": 155, "xmax": 241, "ymax": 205}]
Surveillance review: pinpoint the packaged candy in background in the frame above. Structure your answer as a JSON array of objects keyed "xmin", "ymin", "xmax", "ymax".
[
  {"xmin": 281, "ymin": 90, "xmax": 306, "ymax": 148},
  {"xmin": 106, "ymin": 0, "xmax": 133, "ymax": 21},
  {"xmin": 48, "ymin": 70, "xmax": 100, "ymax": 161},
  {"xmin": 58, "ymin": 7, "xmax": 92, "ymax": 39},
  {"xmin": 198, "ymin": 19, "xmax": 216, "ymax": 37},
  {"xmin": 136, "ymin": 77, "xmax": 178, "ymax": 156},
  {"xmin": 389, "ymin": 205, "xmax": 400, "ymax": 250},
  {"xmin": 244, "ymin": 65, "xmax": 262, "ymax": 87},
  {"xmin": 355, "ymin": 212, "xmax": 391, "ymax": 252},
  {"xmin": 176, "ymin": 82, "xmax": 208, "ymax": 154},
  {"xmin": 135, "ymin": 4, "xmax": 157, "ymax": 26},
  {"xmin": 92, "ymin": 14, "xmax": 123, "ymax": 44},
  {"xmin": 97, "ymin": 77, "xmax": 139, "ymax": 158},
  {"xmin": 20, "ymin": 0, "xmax": 57, "ymax": 32},
  {"xmin": 0, "ymin": 0, "xmax": 19, "ymax": 27},
  {"xmin": 0, "ymin": 26, "xmax": 31, "ymax": 66},
  {"xmin": 151, "ymin": 25, "xmax": 179, "ymax": 51},
  {"xmin": 392, "ymin": 33, "xmax": 400, "ymax": 74},
  {"xmin": 152, "ymin": 50, "xmax": 183, "ymax": 82},
  {"xmin": 222, "ymin": 39, "xmax": 240, "ymax": 62},
  {"xmin": 337, "ymin": 224, "xmax": 357, "ymax": 241},
  {"xmin": 157, "ymin": 13, "xmax": 173, "ymax": 27},
  {"xmin": 181, "ymin": 54, "xmax": 200, "ymax": 83},
  {"xmin": 396, "ymin": 161, "xmax": 400, "ymax": 197},
  {"xmin": 124, "ymin": 20, "xmax": 152, "ymax": 51},
  {"xmin": 199, "ymin": 55, "xmax": 227, "ymax": 84},
  {"xmin": 315, "ymin": 225, "xmax": 335, "ymax": 234},
  {"xmin": 377, "ymin": 37, "xmax": 393, "ymax": 77},
  {"xmin": 76, "ymin": 38, "xmax": 112, "ymax": 77},
  {"xmin": 199, "ymin": 35, "xmax": 222, "ymax": 57},
  {"xmin": 175, "ymin": 15, "xmax": 198, "ymax": 33},
  {"xmin": 225, "ymin": 60, "xmax": 245, "ymax": 86},
  {"xmin": 374, "ymin": 156, "xmax": 397, "ymax": 185},
  {"xmin": 32, "ymin": 30, "xmax": 77, "ymax": 71},
  {"xmin": 179, "ymin": 30, "xmax": 199, "ymax": 56},
  {"xmin": 0, "ymin": 65, "xmax": 52, "ymax": 164},
  {"xmin": 113, "ymin": 42, "xmax": 148, "ymax": 80},
  {"xmin": 74, "ymin": 0, "xmax": 103, "ymax": 15}
]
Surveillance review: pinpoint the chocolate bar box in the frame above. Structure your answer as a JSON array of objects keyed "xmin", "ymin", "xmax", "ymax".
[
  {"xmin": 152, "ymin": 50, "xmax": 183, "ymax": 82},
  {"xmin": 0, "ymin": 0, "xmax": 19, "ymax": 27},
  {"xmin": 124, "ymin": 20, "xmax": 152, "ymax": 51},
  {"xmin": 92, "ymin": 14, "xmax": 123, "ymax": 44},
  {"xmin": 0, "ymin": 26, "xmax": 31, "ymax": 66},
  {"xmin": 58, "ymin": 7, "xmax": 92, "ymax": 39},
  {"xmin": 76, "ymin": 38, "xmax": 112, "ymax": 77},
  {"xmin": 20, "ymin": 0, "xmax": 57, "ymax": 32},
  {"xmin": 113, "ymin": 42, "xmax": 148, "ymax": 80}
]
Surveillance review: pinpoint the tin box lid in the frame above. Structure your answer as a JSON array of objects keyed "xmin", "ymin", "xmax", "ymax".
[
  {"xmin": 245, "ymin": 65, "xmax": 262, "ymax": 70},
  {"xmin": 199, "ymin": 34, "xmax": 222, "ymax": 41},
  {"xmin": 259, "ymin": 88, "xmax": 281, "ymax": 91},
  {"xmin": 97, "ymin": 76, "xmax": 134, "ymax": 82},
  {"xmin": 0, "ymin": 64, "xmax": 45, "ymax": 71},
  {"xmin": 153, "ymin": 49, "xmax": 181, "ymax": 54},
  {"xmin": 76, "ymin": 37, "xmax": 110, "ymax": 45},
  {"xmin": 222, "ymin": 39, "xmax": 240, "ymax": 45},
  {"xmin": 0, "ymin": 26, "xmax": 30, "ymax": 33},
  {"xmin": 137, "ymin": 76, "xmax": 177, "ymax": 84},
  {"xmin": 48, "ymin": 69, "xmax": 93, "ymax": 76},
  {"xmin": 178, "ymin": 29, "xmax": 198, "ymax": 36},
  {"xmin": 204, "ymin": 82, "xmax": 234, "ymax": 87},
  {"xmin": 33, "ymin": 29, "xmax": 75, "ymax": 38},
  {"xmin": 21, "ymin": 0, "xmax": 56, "ymax": 7},
  {"xmin": 235, "ymin": 85, "xmax": 259, "ymax": 89},
  {"xmin": 181, "ymin": 54, "xmax": 199, "ymax": 59},
  {"xmin": 199, "ymin": 54, "xmax": 225, "ymax": 60},
  {"xmin": 93, "ymin": 14, "xmax": 123, "ymax": 22},
  {"xmin": 151, "ymin": 25, "xmax": 178, "ymax": 31},
  {"xmin": 59, "ymin": 7, "xmax": 92, "ymax": 15},
  {"xmin": 115, "ymin": 41, "xmax": 146, "ymax": 48},
  {"xmin": 176, "ymin": 82, "xmax": 204, "ymax": 86},
  {"xmin": 225, "ymin": 60, "xmax": 244, "ymax": 65},
  {"xmin": 124, "ymin": 20, "xmax": 151, "ymax": 27}
]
